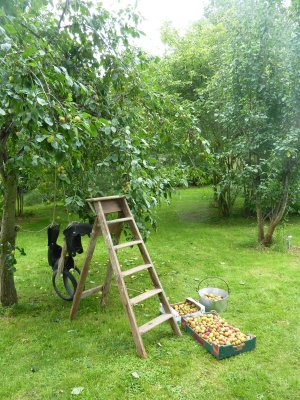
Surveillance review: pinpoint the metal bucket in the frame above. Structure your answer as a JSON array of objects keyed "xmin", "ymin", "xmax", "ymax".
[{"xmin": 197, "ymin": 277, "xmax": 230, "ymax": 313}]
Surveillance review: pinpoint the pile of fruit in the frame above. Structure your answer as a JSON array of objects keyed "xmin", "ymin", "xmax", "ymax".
[
  {"xmin": 172, "ymin": 300, "xmax": 200, "ymax": 316},
  {"xmin": 185, "ymin": 313, "xmax": 248, "ymax": 346},
  {"xmin": 204, "ymin": 293, "xmax": 224, "ymax": 301}
]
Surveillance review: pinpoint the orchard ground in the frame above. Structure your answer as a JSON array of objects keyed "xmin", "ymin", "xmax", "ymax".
[{"xmin": 0, "ymin": 187, "xmax": 299, "ymax": 400}]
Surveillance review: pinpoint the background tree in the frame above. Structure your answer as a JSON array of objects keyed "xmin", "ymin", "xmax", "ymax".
[
  {"xmin": 206, "ymin": 0, "xmax": 300, "ymax": 245},
  {"xmin": 155, "ymin": 0, "xmax": 300, "ymax": 243},
  {"xmin": 157, "ymin": 19, "xmax": 239, "ymax": 215}
]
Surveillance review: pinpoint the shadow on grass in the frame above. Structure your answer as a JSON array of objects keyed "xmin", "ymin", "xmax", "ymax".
[{"xmin": 179, "ymin": 206, "xmax": 256, "ymax": 228}]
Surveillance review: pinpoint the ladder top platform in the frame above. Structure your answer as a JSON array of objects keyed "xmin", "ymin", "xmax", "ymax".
[{"xmin": 86, "ymin": 195, "xmax": 125, "ymax": 202}]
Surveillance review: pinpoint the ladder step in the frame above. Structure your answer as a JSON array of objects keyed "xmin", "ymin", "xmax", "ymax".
[
  {"xmin": 121, "ymin": 264, "xmax": 152, "ymax": 278},
  {"xmin": 139, "ymin": 313, "xmax": 173, "ymax": 335},
  {"xmin": 114, "ymin": 240, "xmax": 143, "ymax": 250},
  {"xmin": 130, "ymin": 288, "xmax": 162, "ymax": 305},
  {"xmin": 80, "ymin": 285, "xmax": 103, "ymax": 299},
  {"xmin": 107, "ymin": 217, "xmax": 132, "ymax": 225}
]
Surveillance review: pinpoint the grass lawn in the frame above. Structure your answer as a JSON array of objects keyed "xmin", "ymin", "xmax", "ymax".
[{"xmin": 1, "ymin": 187, "xmax": 299, "ymax": 400}]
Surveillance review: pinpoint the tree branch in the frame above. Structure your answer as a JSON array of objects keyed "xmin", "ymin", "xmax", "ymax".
[
  {"xmin": 20, "ymin": 22, "xmax": 44, "ymax": 41},
  {"xmin": 0, "ymin": 123, "xmax": 15, "ymax": 181},
  {"xmin": 48, "ymin": 0, "xmax": 70, "ymax": 45},
  {"xmin": 57, "ymin": 0, "xmax": 70, "ymax": 31},
  {"xmin": 0, "ymin": 122, "xmax": 14, "ymax": 142}
]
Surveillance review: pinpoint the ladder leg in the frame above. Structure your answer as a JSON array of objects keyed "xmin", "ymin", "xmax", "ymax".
[
  {"xmin": 100, "ymin": 218, "xmax": 123, "ymax": 307},
  {"xmin": 115, "ymin": 275, "xmax": 148, "ymax": 358},
  {"xmin": 100, "ymin": 261, "xmax": 113, "ymax": 307},
  {"xmin": 70, "ymin": 220, "xmax": 100, "ymax": 320},
  {"xmin": 158, "ymin": 292, "xmax": 182, "ymax": 336},
  {"xmin": 94, "ymin": 202, "xmax": 148, "ymax": 358},
  {"xmin": 147, "ymin": 264, "xmax": 181, "ymax": 336}
]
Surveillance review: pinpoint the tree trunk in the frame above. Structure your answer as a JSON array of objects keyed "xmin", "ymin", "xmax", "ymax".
[
  {"xmin": 218, "ymin": 192, "xmax": 231, "ymax": 217},
  {"xmin": 262, "ymin": 222, "xmax": 277, "ymax": 247},
  {"xmin": 0, "ymin": 173, "xmax": 18, "ymax": 306},
  {"xmin": 256, "ymin": 204, "xmax": 265, "ymax": 243},
  {"xmin": 212, "ymin": 173, "xmax": 218, "ymax": 205},
  {"xmin": 262, "ymin": 199, "xmax": 288, "ymax": 246},
  {"xmin": 16, "ymin": 186, "xmax": 24, "ymax": 216},
  {"xmin": 244, "ymin": 186, "xmax": 255, "ymax": 216},
  {"xmin": 261, "ymin": 177, "xmax": 289, "ymax": 247}
]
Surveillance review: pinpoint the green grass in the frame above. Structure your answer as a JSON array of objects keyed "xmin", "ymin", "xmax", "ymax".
[{"xmin": 1, "ymin": 187, "xmax": 299, "ymax": 400}]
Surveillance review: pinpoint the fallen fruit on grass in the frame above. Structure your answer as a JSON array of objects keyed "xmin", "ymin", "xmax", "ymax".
[
  {"xmin": 172, "ymin": 300, "xmax": 200, "ymax": 316},
  {"xmin": 185, "ymin": 314, "xmax": 248, "ymax": 347}
]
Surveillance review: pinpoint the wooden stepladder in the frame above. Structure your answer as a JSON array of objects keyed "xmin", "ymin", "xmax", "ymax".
[{"xmin": 69, "ymin": 195, "xmax": 181, "ymax": 358}]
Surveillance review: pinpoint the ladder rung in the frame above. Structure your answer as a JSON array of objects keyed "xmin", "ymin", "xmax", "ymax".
[
  {"xmin": 107, "ymin": 217, "xmax": 132, "ymax": 225},
  {"xmin": 139, "ymin": 313, "xmax": 173, "ymax": 335},
  {"xmin": 130, "ymin": 288, "xmax": 162, "ymax": 305},
  {"xmin": 114, "ymin": 240, "xmax": 142, "ymax": 250},
  {"xmin": 121, "ymin": 264, "xmax": 152, "ymax": 278},
  {"xmin": 80, "ymin": 285, "xmax": 103, "ymax": 299}
]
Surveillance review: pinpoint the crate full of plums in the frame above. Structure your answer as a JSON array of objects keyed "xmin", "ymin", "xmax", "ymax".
[
  {"xmin": 160, "ymin": 297, "xmax": 205, "ymax": 324},
  {"xmin": 181, "ymin": 312, "xmax": 256, "ymax": 359}
]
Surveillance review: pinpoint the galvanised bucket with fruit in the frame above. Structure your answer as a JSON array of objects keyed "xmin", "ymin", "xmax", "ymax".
[{"xmin": 197, "ymin": 276, "xmax": 229, "ymax": 313}]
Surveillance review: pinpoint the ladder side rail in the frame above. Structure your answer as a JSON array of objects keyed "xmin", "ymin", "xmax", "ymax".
[
  {"xmin": 122, "ymin": 198, "xmax": 181, "ymax": 336},
  {"xmin": 100, "ymin": 212, "xmax": 123, "ymax": 307},
  {"xmin": 121, "ymin": 199, "xmax": 151, "ymax": 262},
  {"xmin": 122, "ymin": 198, "xmax": 170, "ymax": 288},
  {"xmin": 94, "ymin": 201, "xmax": 148, "ymax": 358},
  {"xmin": 87, "ymin": 201, "xmax": 96, "ymax": 215},
  {"xmin": 70, "ymin": 219, "xmax": 101, "ymax": 320}
]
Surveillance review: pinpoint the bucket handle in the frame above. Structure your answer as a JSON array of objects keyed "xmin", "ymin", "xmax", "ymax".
[{"xmin": 196, "ymin": 276, "xmax": 230, "ymax": 294}]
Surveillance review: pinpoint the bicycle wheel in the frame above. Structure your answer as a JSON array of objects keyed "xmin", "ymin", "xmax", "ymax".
[
  {"xmin": 52, "ymin": 269, "xmax": 78, "ymax": 301},
  {"xmin": 70, "ymin": 266, "xmax": 81, "ymax": 276}
]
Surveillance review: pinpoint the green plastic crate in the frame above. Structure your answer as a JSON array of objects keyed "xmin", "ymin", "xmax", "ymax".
[{"xmin": 181, "ymin": 313, "xmax": 256, "ymax": 360}]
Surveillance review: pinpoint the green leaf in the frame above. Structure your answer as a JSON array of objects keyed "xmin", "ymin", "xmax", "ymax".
[
  {"xmin": 89, "ymin": 124, "xmax": 98, "ymax": 137},
  {"xmin": 44, "ymin": 116, "xmax": 53, "ymax": 126},
  {"xmin": 0, "ymin": 43, "xmax": 11, "ymax": 51},
  {"xmin": 59, "ymin": 174, "xmax": 71, "ymax": 184},
  {"xmin": 61, "ymin": 124, "xmax": 70, "ymax": 130},
  {"xmin": 36, "ymin": 97, "xmax": 47, "ymax": 106},
  {"xmin": 98, "ymin": 118, "xmax": 110, "ymax": 126},
  {"xmin": 0, "ymin": 108, "xmax": 6, "ymax": 115},
  {"xmin": 104, "ymin": 126, "xmax": 111, "ymax": 135},
  {"xmin": 78, "ymin": 83, "xmax": 88, "ymax": 93},
  {"xmin": 65, "ymin": 75, "xmax": 73, "ymax": 87},
  {"xmin": 22, "ymin": 47, "xmax": 36, "ymax": 57},
  {"xmin": 35, "ymin": 135, "xmax": 48, "ymax": 142}
]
